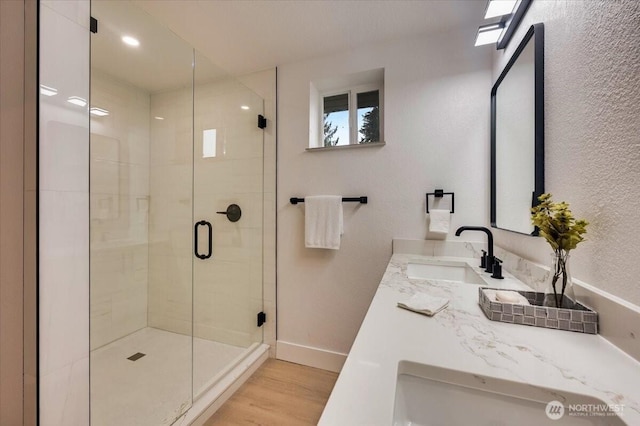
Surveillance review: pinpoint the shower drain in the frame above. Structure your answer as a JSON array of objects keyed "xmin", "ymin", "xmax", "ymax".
[{"xmin": 127, "ymin": 352, "xmax": 146, "ymax": 361}]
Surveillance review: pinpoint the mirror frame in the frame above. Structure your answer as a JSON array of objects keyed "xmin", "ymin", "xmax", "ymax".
[{"xmin": 491, "ymin": 23, "xmax": 545, "ymax": 236}]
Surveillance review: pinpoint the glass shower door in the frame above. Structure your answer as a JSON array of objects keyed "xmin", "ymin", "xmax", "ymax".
[
  {"xmin": 90, "ymin": 3, "xmax": 266, "ymax": 421},
  {"xmin": 192, "ymin": 51, "xmax": 265, "ymax": 397},
  {"xmin": 89, "ymin": 2, "xmax": 194, "ymax": 424}
]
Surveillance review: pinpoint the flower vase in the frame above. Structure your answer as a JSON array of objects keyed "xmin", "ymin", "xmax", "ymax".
[{"xmin": 543, "ymin": 252, "xmax": 576, "ymax": 308}]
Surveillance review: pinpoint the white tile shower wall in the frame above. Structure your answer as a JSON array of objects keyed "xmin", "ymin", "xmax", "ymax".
[
  {"xmin": 491, "ymin": 3, "xmax": 640, "ymax": 306},
  {"xmin": 148, "ymin": 86, "xmax": 194, "ymax": 337},
  {"xmin": 90, "ymin": 72, "xmax": 151, "ymax": 350},
  {"xmin": 39, "ymin": 2, "xmax": 90, "ymax": 425},
  {"xmin": 148, "ymin": 75, "xmax": 270, "ymax": 348},
  {"xmin": 193, "ymin": 78, "xmax": 265, "ymax": 348},
  {"xmin": 277, "ymin": 29, "xmax": 492, "ymax": 367},
  {"xmin": 201, "ymin": 81, "xmax": 266, "ymax": 347}
]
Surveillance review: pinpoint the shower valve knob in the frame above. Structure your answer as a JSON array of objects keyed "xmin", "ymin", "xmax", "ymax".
[{"xmin": 216, "ymin": 204, "xmax": 242, "ymax": 222}]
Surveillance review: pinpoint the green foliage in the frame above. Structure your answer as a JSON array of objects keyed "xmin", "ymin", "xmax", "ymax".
[
  {"xmin": 323, "ymin": 114, "xmax": 340, "ymax": 147},
  {"xmin": 531, "ymin": 193, "xmax": 588, "ymax": 253},
  {"xmin": 359, "ymin": 106, "xmax": 379, "ymax": 144}
]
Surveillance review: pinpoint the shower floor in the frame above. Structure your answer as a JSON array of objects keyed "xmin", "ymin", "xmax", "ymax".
[{"xmin": 91, "ymin": 327, "xmax": 247, "ymax": 426}]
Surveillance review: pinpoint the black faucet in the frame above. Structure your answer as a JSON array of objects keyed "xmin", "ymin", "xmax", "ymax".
[{"xmin": 455, "ymin": 226, "xmax": 494, "ymax": 273}]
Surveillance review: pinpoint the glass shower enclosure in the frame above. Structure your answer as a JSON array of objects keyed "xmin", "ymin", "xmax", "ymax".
[{"xmin": 89, "ymin": 2, "xmax": 265, "ymax": 424}]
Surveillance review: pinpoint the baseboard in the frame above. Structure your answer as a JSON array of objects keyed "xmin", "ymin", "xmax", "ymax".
[
  {"xmin": 276, "ymin": 341, "xmax": 347, "ymax": 373},
  {"xmin": 175, "ymin": 343, "xmax": 270, "ymax": 426}
]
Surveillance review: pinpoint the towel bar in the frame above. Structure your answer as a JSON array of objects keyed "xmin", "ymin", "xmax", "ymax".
[{"xmin": 290, "ymin": 196, "xmax": 368, "ymax": 205}]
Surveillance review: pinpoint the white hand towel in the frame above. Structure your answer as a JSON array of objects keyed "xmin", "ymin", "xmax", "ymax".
[
  {"xmin": 305, "ymin": 195, "xmax": 344, "ymax": 249},
  {"xmin": 429, "ymin": 209, "xmax": 451, "ymax": 234},
  {"xmin": 397, "ymin": 293, "xmax": 449, "ymax": 317}
]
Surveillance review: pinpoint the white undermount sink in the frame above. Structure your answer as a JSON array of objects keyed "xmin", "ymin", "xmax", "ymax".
[
  {"xmin": 393, "ymin": 361, "xmax": 626, "ymax": 426},
  {"xmin": 406, "ymin": 260, "xmax": 485, "ymax": 285}
]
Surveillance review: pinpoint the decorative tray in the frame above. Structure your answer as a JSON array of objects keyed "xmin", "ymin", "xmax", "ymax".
[{"xmin": 479, "ymin": 287, "xmax": 598, "ymax": 334}]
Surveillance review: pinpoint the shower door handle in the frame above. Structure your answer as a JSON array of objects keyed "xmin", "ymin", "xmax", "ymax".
[{"xmin": 194, "ymin": 220, "xmax": 212, "ymax": 260}]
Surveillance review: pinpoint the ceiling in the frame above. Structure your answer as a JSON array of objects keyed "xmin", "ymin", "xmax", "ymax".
[
  {"xmin": 133, "ymin": 0, "xmax": 487, "ymax": 76},
  {"xmin": 92, "ymin": 1, "xmax": 230, "ymax": 94}
]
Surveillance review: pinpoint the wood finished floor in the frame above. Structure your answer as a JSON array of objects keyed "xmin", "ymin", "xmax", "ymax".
[{"xmin": 203, "ymin": 359, "xmax": 338, "ymax": 426}]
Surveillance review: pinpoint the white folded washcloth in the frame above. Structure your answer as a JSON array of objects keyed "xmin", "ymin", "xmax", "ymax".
[
  {"xmin": 305, "ymin": 195, "xmax": 344, "ymax": 250},
  {"xmin": 397, "ymin": 293, "xmax": 449, "ymax": 317},
  {"xmin": 484, "ymin": 289, "xmax": 530, "ymax": 305},
  {"xmin": 429, "ymin": 209, "xmax": 451, "ymax": 234}
]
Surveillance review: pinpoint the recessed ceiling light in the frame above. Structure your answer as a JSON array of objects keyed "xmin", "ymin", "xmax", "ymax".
[
  {"xmin": 475, "ymin": 23, "xmax": 505, "ymax": 46},
  {"xmin": 90, "ymin": 107, "xmax": 109, "ymax": 117},
  {"xmin": 154, "ymin": 116, "xmax": 165, "ymax": 120},
  {"xmin": 67, "ymin": 96, "xmax": 87, "ymax": 107},
  {"xmin": 122, "ymin": 35, "xmax": 140, "ymax": 47},
  {"xmin": 40, "ymin": 85, "xmax": 58, "ymax": 96},
  {"xmin": 484, "ymin": 0, "xmax": 518, "ymax": 19},
  {"xmin": 241, "ymin": 105, "xmax": 250, "ymax": 110}
]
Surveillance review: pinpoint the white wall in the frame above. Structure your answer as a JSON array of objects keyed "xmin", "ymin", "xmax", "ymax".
[
  {"xmin": 277, "ymin": 30, "xmax": 492, "ymax": 368},
  {"xmin": 39, "ymin": 1, "xmax": 90, "ymax": 424},
  {"xmin": 492, "ymin": 0, "xmax": 640, "ymax": 306}
]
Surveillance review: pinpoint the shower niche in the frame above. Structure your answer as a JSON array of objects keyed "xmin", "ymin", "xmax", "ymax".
[{"xmin": 89, "ymin": 2, "xmax": 266, "ymax": 424}]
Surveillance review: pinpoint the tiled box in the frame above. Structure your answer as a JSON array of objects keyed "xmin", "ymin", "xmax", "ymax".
[{"xmin": 479, "ymin": 288, "xmax": 598, "ymax": 334}]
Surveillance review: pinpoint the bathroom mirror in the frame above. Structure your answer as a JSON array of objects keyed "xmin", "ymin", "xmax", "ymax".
[{"xmin": 491, "ymin": 23, "xmax": 544, "ymax": 235}]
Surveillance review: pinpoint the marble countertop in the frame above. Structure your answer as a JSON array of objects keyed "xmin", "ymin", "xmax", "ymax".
[{"xmin": 319, "ymin": 253, "xmax": 640, "ymax": 425}]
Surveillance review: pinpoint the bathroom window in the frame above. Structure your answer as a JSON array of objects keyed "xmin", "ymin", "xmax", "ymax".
[
  {"xmin": 309, "ymin": 68, "xmax": 384, "ymax": 150},
  {"xmin": 356, "ymin": 89, "xmax": 380, "ymax": 143},
  {"xmin": 323, "ymin": 93, "xmax": 349, "ymax": 146},
  {"xmin": 321, "ymin": 85, "xmax": 382, "ymax": 147},
  {"xmin": 202, "ymin": 129, "xmax": 217, "ymax": 158}
]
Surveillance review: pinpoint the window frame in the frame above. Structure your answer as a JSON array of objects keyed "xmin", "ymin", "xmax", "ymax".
[{"xmin": 320, "ymin": 82, "xmax": 384, "ymax": 147}]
